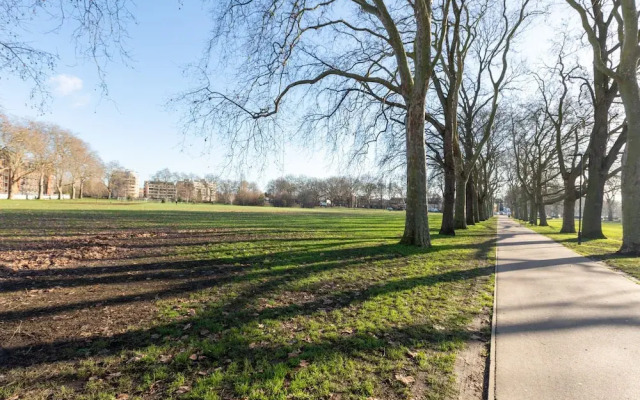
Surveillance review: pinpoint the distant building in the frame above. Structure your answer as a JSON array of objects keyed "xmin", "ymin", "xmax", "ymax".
[
  {"xmin": 0, "ymin": 158, "xmax": 54, "ymax": 199},
  {"xmin": 144, "ymin": 181, "xmax": 177, "ymax": 201},
  {"xmin": 176, "ymin": 180, "xmax": 217, "ymax": 202},
  {"xmin": 112, "ymin": 170, "xmax": 139, "ymax": 199}
]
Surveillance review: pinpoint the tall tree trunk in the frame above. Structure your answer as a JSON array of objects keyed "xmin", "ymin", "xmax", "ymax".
[
  {"xmin": 440, "ymin": 132, "xmax": 456, "ymax": 235},
  {"xmin": 582, "ymin": 64, "xmax": 611, "ymax": 238},
  {"xmin": 528, "ymin": 197, "xmax": 537, "ymax": 225},
  {"xmin": 38, "ymin": 172, "xmax": 44, "ymax": 199},
  {"xmin": 618, "ymin": 81, "xmax": 640, "ymax": 254},
  {"xmin": 80, "ymin": 181, "xmax": 84, "ymax": 199},
  {"xmin": 454, "ymin": 168, "xmax": 467, "ymax": 229},
  {"xmin": 538, "ymin": 197, "xmax": 548, "ymax": 226},
  {"xmin": 561, "ymin": 196, "xmax": 576, "ymax": 233},
  {"xmin": 466, "ymin": 178, "xmax": 476, "ymax": 225},
  {"xmin": 607, "ymin": 202, "xmax": 614, "ymax": 221},
  {"xmin": 560, "ymin": 179, "xmax": 577, "ymax": 233},
  {"xmin": 71, "ymin": 184, "xmax": 76, "ymax": 199},
  {"xmin": 477, "ymin": 194, "xmax": 486, "ymax": 221},
  {"xmin": 401, "ymin": 100, "xmax": 431, "ymax": 247}
]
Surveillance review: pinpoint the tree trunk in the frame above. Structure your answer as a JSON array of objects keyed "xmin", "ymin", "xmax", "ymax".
[
  {"xmin": 470, "ymin": 179, "xmax": 479, "ymax": 223},
  {"xmin": 560, "ymin": 175, "xmax": 577, "ymax": 232},
  {"xmin": 528, "ymin": 197, "xmax": 537, "ymax": 225},
  {"xmin": 454, "ymin": 168, "xmax": 467, "ymax": 229},
  {"xmin": 607, "ymin": 202, "xmax": 614, "ymax": 221},
  {"xmin": 618, "ymin": 78, "xmax": 640, "ymax": 254},
  {"xmin": 538, "ymin": 199, "xmax": 548, "ymax": 226},
  {"xmin": 478, "ymin": 195, "xmax": 487, "ymax": 221},
  {"xmin": 71, "ymin": 184, "xmax": 76, "ymax": 199},
  {"xmin": 466, "ymin": 178, "xmax": 475, "ymax": 225},
  {"xmin": 38, "ymin": 172, "xmax": 44, "ymax": 199},
  {"xmin": 440, "ymin": 149, "xmax": 456, "ymax": 235},
  {"xmin": 401, "ymin": 100, "xmax": 431, "ymax": 247},
  {"xmin": 7, "ymin": 174, "xmax": 14, "ymax": 200},
  {"xmin": 80, "ymin": 181, "xmax": 84, "ymax": 199},
  {"xmin": 561, "ymin": 195, "xmax": 576, "ymax": 233}
]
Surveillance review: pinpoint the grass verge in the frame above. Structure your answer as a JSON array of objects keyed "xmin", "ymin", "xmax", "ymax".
[{"xmin": 513, "ymin": 218, "xmax": 639, "ymax": 280}]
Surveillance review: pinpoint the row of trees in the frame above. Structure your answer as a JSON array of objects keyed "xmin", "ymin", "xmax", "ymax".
[
  {"xmin": 503, "ymin": 0, "xmax": 638, "ymax": 254},
  {"xmin": 4, "ymin": 0, "xmax": 640, "ymax": 252},
  {"xmin": 0, "ymin": 115, "xmax": 104, "ymax": 199},
  {"xmin": 177, "ymin": 0, "xmax": 534, "ymax": 247},
  {"xmin": 184, "ymin": 0, "xmax": 638, "ymax": 253},
  {"xmin": 150, "ymin": 168, "xmax": 265, "ymax": 206},
  {"xmin": 266, "ymin": 175, "xmax": 407, "ymax": 209}
]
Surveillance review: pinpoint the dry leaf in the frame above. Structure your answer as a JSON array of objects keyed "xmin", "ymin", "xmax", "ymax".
[
  {"xmin": 406, "ymin": 350, "xmax": 418, "ymax": 358},
  {"xmin": 183, "ymin": 323, "xmax": 192, "ymax": 331},
  {"xmin": 299, "ymin": 360, "xmax": 310, "ymax": 367},
  {"xmin": 189, "ymin": 353, "xmax": 198, "ymax": 361},
  {"xmin": 176, "ymin": 385, "xmax": 191, "ymax": 394},
  {"xmin": 159, "ymin": 354, "xmax": 172, "ymax": 363},
  {"xmin": 287, "ymin": 350, "xmax": 301, "ymax": 358},
  {"xmin": 116, "ymin": 394, "xmax": 130, "ymax": 400},
  {"xmin": 395, "ymin": 374, "xmax": 415, "ymax": 385}
]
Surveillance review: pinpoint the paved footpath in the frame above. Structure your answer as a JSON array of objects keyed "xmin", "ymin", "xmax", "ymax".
[{"xmin": 493, "ymin": 216, "xmax": 640, "ymax": 399}]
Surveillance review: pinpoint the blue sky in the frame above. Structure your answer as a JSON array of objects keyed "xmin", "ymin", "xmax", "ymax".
[
  {"xmin": 0, "ymin": 1, "xmax": 339, "ymax": 188},
  {"xmin": 0, "ymin": 1, "xmax": 568, "ymax": 189}
]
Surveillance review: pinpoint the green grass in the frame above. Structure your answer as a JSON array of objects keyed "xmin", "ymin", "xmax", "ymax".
[
  {"xmin": 516, "ymin": 218, "xmax": 640, "ymax": 280},
  {"xmin": 0, "ymin": 201, "xmax": 496, "ymax": 399}
]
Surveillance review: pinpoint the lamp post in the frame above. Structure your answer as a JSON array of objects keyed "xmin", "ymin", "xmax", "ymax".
[{"xmin": 577, "ymin": 153, "xmax": 583, "ymax": 245}]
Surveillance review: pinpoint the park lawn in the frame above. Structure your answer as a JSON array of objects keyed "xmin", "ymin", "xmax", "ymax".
[
  {"xmin": 0, "ymin": 201, "xmax": 496, "ymax": 400},
  {"xmin": 518, "ymin": 219, "xmax": 640, "ymax": 280}
]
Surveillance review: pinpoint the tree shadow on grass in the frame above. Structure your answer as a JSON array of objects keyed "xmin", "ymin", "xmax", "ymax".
[{"xmin": 0, "ymin": 212, "xmax": 498, "ymax": 398}]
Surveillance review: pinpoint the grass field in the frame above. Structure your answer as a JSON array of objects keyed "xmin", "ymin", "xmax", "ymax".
[
  {"xmin": 0, "ymin": 201, "xmax": 496, "ymax": 400},
  {"xmin": 516, "ymin": 218, "xmax": 640, "ymax": 280}
]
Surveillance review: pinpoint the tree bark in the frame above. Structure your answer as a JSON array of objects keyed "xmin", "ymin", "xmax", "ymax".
[
  {"xmin": 401, "ymin": 100, "xmax": 431, "ymax": 247},
  {"xmin": 537, "ymin": 196, "xmax": 548, "ymax": 226},
  {"xmin": 466, "ymin": 177, "xmax": 476, "ymax": 225},
  {"xmin": 561, "ymin": 193, "xmax": 577, "ymax": 233},
  {"xmin": 440, "ymin": 134, "xmax": 456, "ymax": 235},
  {"xmin": 528, "ymin": 197, "xmax": 537, "ymax": 225},
  {"xmin": 618, "ymin": 81, "xmax": 640, "ymax": 254},
  {"xmin": 454, "ymin": 168, "xmax": 467, "ymax": 229},
  {"xmin": 37, "ymin": 173, "xmax": 44, "ymax": 199}
]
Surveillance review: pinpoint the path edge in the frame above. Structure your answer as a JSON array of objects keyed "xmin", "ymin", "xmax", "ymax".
[{"xmin": 486, "ymin": 217, "xmax": 499, "ymax": 400}]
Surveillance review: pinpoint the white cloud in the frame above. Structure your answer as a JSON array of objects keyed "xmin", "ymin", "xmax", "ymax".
[{"xmin": 49, "ymin": 74, "xmax": 83, "ymax": 96}]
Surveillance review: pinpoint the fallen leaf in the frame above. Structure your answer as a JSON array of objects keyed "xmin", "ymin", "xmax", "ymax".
[
  {"xmin": 176, "ymin": 385, "xmax": 191, "ymax": 394},
  {"xmin": 159, "ymin": 354, "xmax": 173, "ymax": 363},
  {"xmin": 299, "ymin": 360, "xmax": 310, "ymax": 368},
  {"xmin": 183, "ymin": 323, "xmax": 192, "ymax": 331},
  {"xmin": 406, "ymin": 350, "xmax": 418, "ymax": 358},
  {"xmin": 287, "ymin": 350, "xmax": 301, "ymax": 358},
  {"xmin": 116, "ymin": 394, "xmax": 130, "ymax": 400},
  {"xmin": 395, "ymin": 374, "xmax": 415, "ymax": 385},
  {"xmin": 189, "ymin": 353, "xmax": 198, "ymax": 361}
]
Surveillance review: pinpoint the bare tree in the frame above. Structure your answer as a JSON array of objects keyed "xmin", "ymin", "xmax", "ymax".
[
  {"xmin": 562, "ymin": 0, "xmax": 627, "ymax": 240},
  {"xmin": 534, "ymin": 46, "xmax": 593, "ymax": 233},
  {"xmin": 173, "ymin": 0, "xmax": 455, "ymax": 247},
  {"xmin": 1, "ymin": 0, "xmax": 134, "ymax": 105},
  {"xmin": 604, "ymin": 175, "xmax": 620, "ymax": 222},
  {"xmin": 567, "ymin": 0, "xmax": 640, "ymax": 253},
  {"xmin": 0, "ymin": 116, "xmax": 38, "ymax": 199}
]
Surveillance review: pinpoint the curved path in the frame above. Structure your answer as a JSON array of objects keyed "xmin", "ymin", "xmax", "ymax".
[{"xmin": 492, "ymin": 216, "xmax": 640, "ymax": 399}]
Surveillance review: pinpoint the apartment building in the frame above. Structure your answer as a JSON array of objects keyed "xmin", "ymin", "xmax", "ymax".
[{"xmin": 144, "ymin": 181, "xmax": 177, "ymax": 201}]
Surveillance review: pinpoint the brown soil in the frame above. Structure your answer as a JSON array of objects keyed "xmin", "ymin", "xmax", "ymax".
[
  {"xmin": 454, "ymin": 307, "xmax": 492, "ymax": 400},
  {"xmin": 0, "ymin": 229, "xmax": 276, "ymax": 366}
]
